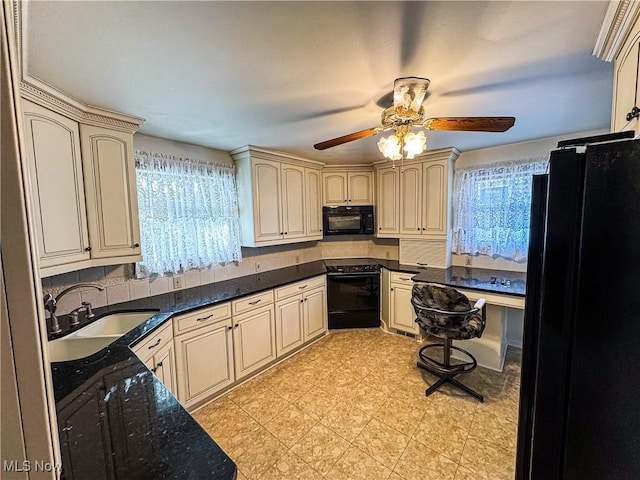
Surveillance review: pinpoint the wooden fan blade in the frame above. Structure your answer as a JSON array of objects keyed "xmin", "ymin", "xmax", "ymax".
[
  {"xmin": 314, "ymin": 127, "xmax": 381, "ymax": 150},
  {"xmin": 423, "ymin": 116, "xmax": 515, "ymax": 132}
]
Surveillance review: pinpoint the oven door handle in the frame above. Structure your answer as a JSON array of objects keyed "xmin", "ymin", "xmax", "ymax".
[{"xmin": 326, "ymin": 272, "xmax": 380, "ymax": 278}]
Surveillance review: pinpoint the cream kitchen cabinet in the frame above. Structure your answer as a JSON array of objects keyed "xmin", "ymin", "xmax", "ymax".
[
  {"xmin": 399, "ymin": 160, "xmax": 451, "ymax": 237},
  {"xmin": 374, "ymin": 148, "xmax": 458, "ymax": 241},
  {"xmin": 133, "ymin": 321, "xmax": 177, "ymax": 396},
  {"xmin": 274, "ymin": 275, "xmax": 326, "ymax": 356},
  {"xmin": 322, "ymin": 170, "xmax": 374, "ymax": 206},
  {"xmin": 376, "ymin": 166, "xmax": 400, "ymax": 235},
  {"xmin": 305, "ymin": 167, "xmax": 323, "ymax": 239},
  {"xmin": 173, "ymin": 304, "xmax": 235, "ymax": 409},
  {"xmin": 80, "ymin": 124, "xmax": 141, "ymax": 260},
  {"xmin": 232, "ymin": 146, "xmax": 325, "ymax": 246},
  {"xmin": 389, "ymin": 272, "xmax": 419, "ymax": 335},
  {"xmin": 595, "ymin": 2, "xmax": 640, "ymax": 134},
  {"xmin": 612, "ymin": 16, "xmax": 640, "ymax": 133},
  {"xmin": 232, "ymin": 300, "xmax": 277, "ymax": 381},
  {"xmin": 21, "ymin": 98, "xmax": 143, "ymax": 277},
  {"xmin": 22, "ymin": 99, "xmax": 90, "ymax": 270}
]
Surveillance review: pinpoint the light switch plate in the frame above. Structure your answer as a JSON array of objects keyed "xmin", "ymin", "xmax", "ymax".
[{"xmin": 172, "ymin": 275, "xmax": 184, "ymax": 290}]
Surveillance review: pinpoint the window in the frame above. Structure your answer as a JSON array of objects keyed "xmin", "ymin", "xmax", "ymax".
[
  {"xmin": 452, "ymin": 157, "xmax": 548, "ymax": 262},
  {"xmin": 135, "ymin": 150, "xmax": 242, "ymax": 277}
]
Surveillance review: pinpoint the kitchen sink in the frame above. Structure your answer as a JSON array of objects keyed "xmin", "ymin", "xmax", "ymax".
[
  {"xmin": 75, "ymin": 311, "xmax": 158, "ymax": 337},
  {"xmin": 47, "ymin": 310, "xmax": 158, "ymax": 362},
  {"xmin": 48, "ymin": 336, "xmax": 116, "ymax": 362}
]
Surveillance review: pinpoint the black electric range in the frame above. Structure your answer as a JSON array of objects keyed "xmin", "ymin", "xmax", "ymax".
[{"xmin": 324, "ymin": 259, "xmax": 381, "ymax": 329}]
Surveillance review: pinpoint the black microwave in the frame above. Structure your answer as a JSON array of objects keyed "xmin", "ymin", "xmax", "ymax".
[{"xmin": 322, "ymin": 206, "xmax": 375, "ymax": 235}]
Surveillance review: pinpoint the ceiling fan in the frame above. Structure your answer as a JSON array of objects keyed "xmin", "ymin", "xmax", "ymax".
[{"xmin": 314, "ymin": 77, "xmax": 515, "ymax": 161}]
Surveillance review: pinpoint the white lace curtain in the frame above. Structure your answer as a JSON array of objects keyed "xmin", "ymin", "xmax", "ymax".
[
  {"xmin": 452, "ymin": 157, "xmax": 548, "ymax": 262},
  {"xmin": 135, "ymin": 150, "xmax": 242, "ymax": 277}
]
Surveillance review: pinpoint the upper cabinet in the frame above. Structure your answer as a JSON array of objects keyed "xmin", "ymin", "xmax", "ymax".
[
  {"xmin": 594, "ymin": 2, "xmax": 640, "ymax": 133},
  {"xmin": 322, "ymin": 170, "xmax": 373, "ymax": 206},
  {"xmin": 80, "ymin": 125, "xmax": 141, "ymax": 260},
  {"xmin": 21, "ymin": 99, "xmax": 144, "ymax": 277},
  {"xmin": 232, "ymin": 146, "xmax": 324, "ymax": 247},
  {"xmin": 374, "ymin": 148, "xmax": 459, "ymax": 240}
]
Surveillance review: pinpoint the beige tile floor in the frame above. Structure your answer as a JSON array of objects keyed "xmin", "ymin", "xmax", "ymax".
[{"xmin": 193, "ymin": 329, "xmax": 521, "ymax": 480}]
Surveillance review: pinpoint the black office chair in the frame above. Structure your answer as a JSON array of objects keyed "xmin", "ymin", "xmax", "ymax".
[{"xmin": 411, "ymin": 283, "xmax": 486, "ymax": 402}]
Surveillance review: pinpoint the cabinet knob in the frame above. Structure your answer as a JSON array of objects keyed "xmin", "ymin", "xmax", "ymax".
[
  {"xmin": 234, "ymin": 323, "xmax": 239, "ymax": 328},
  {"xmin": 84, "ymin": 246, "xmax": 92, "ymax": 252},
  {"xmin": 348, "ymin": 199, "xmax": 352, "ymax": 202},
  {"xmin": 422, "ymin": 228, "xmax": 426, "ymax": 231},
  {"xmin": 280, "ymin": 232, "xmax": 284, "ymax": 235},
  {"xmin": 390, "ymin": 287, "xmax": 394, "ymax": 291},
  {"xmin": 626, "ymin": 106, "xmax": 640, "ymax": 122},
  {"xmin": 284, "ymin": 232, "xmax": 288, "ymax": 235},
  {"xmin": 344, "ymin": 199, "xmax": 347, "ymax": 202},
  {"xmin": 227, "ymin": 326, "xmax": 232, "ymax": 331},
  {"xmin": 417, "ymin": 228, "xmax": 420, "ymax": 231},
  {"xmin": 133, "ymin": 243, "xmax": 140, "ymax": 248},
  {"xmin": 300, "ymin": 299, "xmax": 304, "ymax": 303}
]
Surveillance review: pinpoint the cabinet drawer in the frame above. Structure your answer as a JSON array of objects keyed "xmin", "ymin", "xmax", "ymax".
[
  {"xmin": 390, "ymin": 271, "xmax": 415, "ymax": 285},
  {"xmin": 232, "ymin": 290, "xmax": 274, "ymax": 316},
  {"xmin": 133, "ymin": 320, "xmax": 173, "ymax": 356},
  {"xmin": 173, "ymin": 302, "xmax": 232, "ymax": 336},
  {"xmin": 275, "ymin": 275, "xmax": 325, "ymax": 300}
]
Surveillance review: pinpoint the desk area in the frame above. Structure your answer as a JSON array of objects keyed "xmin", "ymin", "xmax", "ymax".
[{"xmin": 379, "ymin": 261, "xmax": 526, "ymax": 372}]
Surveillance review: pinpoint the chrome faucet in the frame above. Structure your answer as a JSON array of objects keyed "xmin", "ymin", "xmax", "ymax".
[{"xmin": 43, "ymin": 283, "xmax": 104, "ymax": 334}]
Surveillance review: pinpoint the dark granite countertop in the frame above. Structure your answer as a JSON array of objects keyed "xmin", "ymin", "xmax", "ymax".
[
  {"xmin": 51, "ymin": 260, "xmax": 326, "ymax": 480},
  {"xmin": 49, "ymin": 257, "xmax": 524, "ymax": 479}
]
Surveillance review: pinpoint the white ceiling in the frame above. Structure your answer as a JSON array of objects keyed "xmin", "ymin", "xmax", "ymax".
[{"xmin": 24, "ymin": 1, "xmax": 612, "ymax": 164}]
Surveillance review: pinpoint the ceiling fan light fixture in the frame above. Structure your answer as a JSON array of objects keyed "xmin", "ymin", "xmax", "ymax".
[
  {"xmin": 403, "ymin": 130, "xmax": 427, "ymax": 159},
  {"xmin": 377, "ymin": 134, "xmax": 403, "ymax": 161}
]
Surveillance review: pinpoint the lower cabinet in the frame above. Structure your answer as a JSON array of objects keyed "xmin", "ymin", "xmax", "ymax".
[
  {"xmin": 133, "ymin": 320, "xmax": 177, "ymax": 396},
  {"xmin": 131, "ymin": 276, "xmax": 327, "ymax": 411},
  {"xmin": 174, "ymin": 315, "xmax": 235, "ymax": 409},
  {"xmin": 232, "ymin": 303, "xmax": 277, "ymax": 381},
  {"xmin": 389, "ymin": 272, "xmax": 420, "ymax": 335},
  {"xmin": 274, "ymin": 275, "xmax": 327, "ymax": 357}
]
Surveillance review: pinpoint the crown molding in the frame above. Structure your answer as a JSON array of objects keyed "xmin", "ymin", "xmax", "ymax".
[
  {"xmin": 230, "ymin": 145, "xmax": 325, "ymax": 167},
  {"xmin": 11, "ymin": 0, "xmax": 144, "ymax": 133},
  {"xmin": 594, "ymin": 0, "xmax": 640, "ymax": 62}
]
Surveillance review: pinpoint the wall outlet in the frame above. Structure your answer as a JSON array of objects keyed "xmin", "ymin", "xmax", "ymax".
[
  {"xmin": 172, "ymin": 275, "xmax": 184, "ymax": 290},
  {"xmin": 295, "ymin": 255, "xmax": 300, "ymax": 264},
  {"xmin": 465, "ymin": 256, "xmax": 473, "ymax": 266},
  {"xmin": 255, "ymin": 263, "xmax": 261, "ymax": 272},
  {"xmin": 385, "ymin": 251, "xmax": 390, "ymax": 259}
]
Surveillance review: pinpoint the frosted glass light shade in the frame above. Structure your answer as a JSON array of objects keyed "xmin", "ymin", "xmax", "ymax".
[
  {"xmin": 377, "ymin": 134, "xmax": 403, "ymax": 161},
  {"xmin": 403, "ymin": 130, "xmax": 427, "ymax": 159}
]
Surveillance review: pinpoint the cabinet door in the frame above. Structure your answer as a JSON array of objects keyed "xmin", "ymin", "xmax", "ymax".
[
  {"xmin": 174, "ymin": 318, "xmax": 234, "ymax": 408},
  {"xmin": 422, "ymin": 161, "xmax": 448, "ymax": 237},
  {"xmin": 323, "ymin": 172, "xmax": 348, "ymax": 205},
  {"xmin": 80, "ymin": 125, "xmax": 141, "ymax": 259},
  {"xmin": 612, "ymin": 30, "xmax": 640, "ymax": 132},
  {"xmin": 390, "ymin": 283, "xmax": 419, "ymax": 334},
  {"xmin": 152, "ymin": 341, "xmax": 177, "ymax": 397},
  {"xmin": 399, "ymin": 165, "xmax": 423, "ymax": 235},
  {"xmin": 22, "ymin": 100, "xmax": 90, "ymax": 268},
  {"xmin": 253, "ymin": 159, "xmax": 283, "ymax": 242},
  {"xmin": 304, "ymin": 286, "xmax": 327, "ymax": 341},
  {"xmin": 305, "ymin": 167, "xmax": 323, "ymax": 239},
  {"xmin": 275, "ymin": 295, "xmax": 304, "ymax": 356},
  {"xmin": 281, "ymin": 163, "xmax": 306, "ymax": 239},
  {"xmin": 347, "ymin": 172, "xmax": 374, "ymax": 205},
  {"xmin": 58, "ymin": 380, "xmax": 115, "ymax": 480},
  {"xmin": 376, "ymin": 167, "xmax": 399, "ymax": 236},
  {"xmin": 233, "ymin": 305, "xmax": 276, "ymax": 380}
]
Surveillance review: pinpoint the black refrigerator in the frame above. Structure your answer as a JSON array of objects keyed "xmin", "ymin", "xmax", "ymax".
[{"xmin": 517, "ymin": 134, "xmax": 640, "ymax": 480}]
